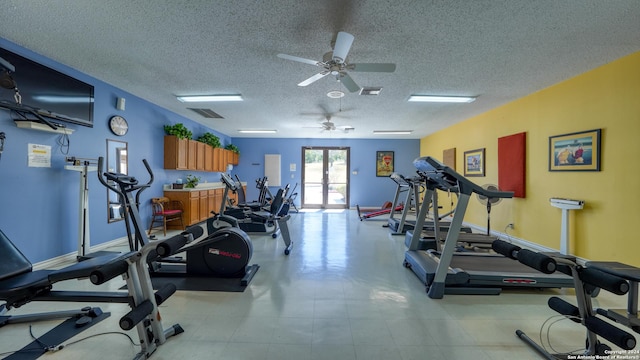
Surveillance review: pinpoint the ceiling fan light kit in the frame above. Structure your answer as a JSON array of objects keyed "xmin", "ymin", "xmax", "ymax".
[
  {"xmin": 408, "ymin": 95, "xmax": 476, "ymax": 103},
  {"xmin": 177, "ymin": 94, "xmax": 244, "ymax": 102},
  {"xmin": 326, "ymin": 90, "xmax": 345, "ymax": 99},
  {"xmin": 278, "ymin": 31, "xmax": 396, "ymax": 93}
]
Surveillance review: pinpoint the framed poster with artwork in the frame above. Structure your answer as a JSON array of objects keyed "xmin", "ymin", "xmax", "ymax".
[
  {"xmin": 464, "ymin": 148, "xmax": 485, "ymax": 177},
  {"xmin": 549, "ymin": 129, "xmax": 601, "ymax": 171},
  {"xmin": 376, "ymin": 151, "xmax": 394, "ymax": 177}
]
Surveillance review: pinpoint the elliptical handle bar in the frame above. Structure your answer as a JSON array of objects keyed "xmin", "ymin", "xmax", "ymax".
[
  {"xmin": 97, "ymin": 156, "xmax": 122, "ymax": 196},
  {"xmin": 134, "ymin": 159, "xmax": 154, "ymax": 205},
  {"xmin": 126, "ymin": 158, "xmax": 153, "ymax": 194},
  {"xmin": 97, "ymin": 157, "xmax": 154, "ymax": 200}
]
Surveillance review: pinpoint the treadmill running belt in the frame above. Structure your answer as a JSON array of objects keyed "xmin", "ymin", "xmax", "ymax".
[{"xmin": 449, "ymin": 255, "xmax": 541, "ymax": 273}]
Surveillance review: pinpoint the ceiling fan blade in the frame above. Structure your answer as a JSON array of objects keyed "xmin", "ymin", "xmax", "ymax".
[
  {"xmin": 277, "ymin": 53, "xmax": 321, "ymax": 66},
  {"xmin": 339, "ymin": 73, "xmax": 360, "ymax": 93},
  {"xmin": 332, "ymin": 32, "xmax": 354, "ymax": 63},
  {"xmin": 298, "ymin": 71, "xmax": 330, "ymax": 87},
  {"xmin": 348, "ymin": 63, "xmax": 396, "ymax": 72}
]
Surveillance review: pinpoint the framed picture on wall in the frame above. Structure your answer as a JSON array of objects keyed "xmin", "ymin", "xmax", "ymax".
[
  {"xmin": 464, "ymin": 148, "xmax": 485, "ymax": 177},
  {"xmin": 549, "ymin": 129, "xmax": 601, "ymax": 171},
  {"xmin": 376, "ymin": 151, "xmax": 394, "ymax": 177}
]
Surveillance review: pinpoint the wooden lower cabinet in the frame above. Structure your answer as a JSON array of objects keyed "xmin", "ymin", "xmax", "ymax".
[
  {"xmin": 188, "ymin": 191, "xmax": 200, "ymax": 225},
  {"xmin": 164, "ymin": 188, "xmax": 226, "ymax": 228}
]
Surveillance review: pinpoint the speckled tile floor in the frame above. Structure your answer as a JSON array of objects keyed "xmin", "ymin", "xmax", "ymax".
[{"xmin": 0, "ymin": 210, "xmax": 633, "ymax": 359}]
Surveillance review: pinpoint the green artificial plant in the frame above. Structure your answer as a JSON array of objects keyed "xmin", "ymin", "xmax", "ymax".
[
  {"xmin": 225, "ymin": 143, "xmax": 240, "ymax": 154},
  {"xmin": 163, "ymin": 123, "xmax": 193, "ymax": 140},
  {"xmin": 185, "ymin": 174, "xmax": 201, "ymax": 188},
  {"xmin": 197, "ymin": 132, "xmax": 221, "ymax": 148}
]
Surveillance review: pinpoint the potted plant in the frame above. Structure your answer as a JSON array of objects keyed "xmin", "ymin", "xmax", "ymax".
[
  {"xmin": 225, "ymin": 144, "xmax": 240, "ymax": 165},
  {"xmin": 197, "ymin": 132, "xmax": 221, "ymax": 148},
  {"xmin": 163, "ymin": 123, "xmax": 193, "ymax": 140},
  {"xmin": 185, "ymin": 174, "xmax": 201, "ymax": 188},
  {"xmin": 164, "ymin": 123, "xmax": 193, "ymax": 170},
  {"xmin": 225, "ymin": 143, "xmax": 240, "ymax": 154}
]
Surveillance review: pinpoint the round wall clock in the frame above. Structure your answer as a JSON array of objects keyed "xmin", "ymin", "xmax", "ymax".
[{"xmin": 109, "ymin": 115, "xmax": 129, "ymax": 136}]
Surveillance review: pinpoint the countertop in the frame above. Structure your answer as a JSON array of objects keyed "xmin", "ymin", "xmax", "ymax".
[{"xmin": 163, "ymin": 182, "xmax": 245, "ymax": 192}]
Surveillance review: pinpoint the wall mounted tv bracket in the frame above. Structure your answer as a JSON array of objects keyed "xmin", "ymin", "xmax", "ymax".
[
  {"xmin": 0, "ymin": 56, "xmax": 57, "ymax": 130},
  {"xmin": 0, "ymin": 56, "xmax": 21, "ymax": 104}
]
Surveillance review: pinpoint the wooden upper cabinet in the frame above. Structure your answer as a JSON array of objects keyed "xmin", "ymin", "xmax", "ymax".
[
  {"xmin": 165, "ymin": 136, "xmax": 240, "ymax": 172},
  {"xmin": 213, "ymin": 147, "xmax": 225, "ymax": 172},
  {"xmin": 230, "ymin": 151, "xmax": 239, "ymax": 165},
  {"xmin": 204, "ymin": 145, "xmax": 214, "ymax": 172},
  {"xmin": 196, "ymin": 141, "xmax": 206, "ymax": 170},
  {"xmin": 187, "ymin": 140, "xmax": 197, "ymax": 170},
  {"xmin": 164, "ymin": 135, "xmax": 188, "ymax": 170}
]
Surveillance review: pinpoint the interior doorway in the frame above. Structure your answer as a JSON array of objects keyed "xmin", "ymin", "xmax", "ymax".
[{"xmin": 301, "ymin": 147, "xmax": 350, "ymax": 209}]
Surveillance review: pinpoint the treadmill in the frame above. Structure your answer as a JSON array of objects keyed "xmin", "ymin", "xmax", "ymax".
[
  {"xmin": 403, "ymin": 156, "xmax": 574, "ymax": 299},
  {"xmin": 387, "ymin": 173, "xmax": 470, "ymax": 235},
  {"xmin": 404, "ymin": 177, "xmax": 496, "ymax": 252},
  {"xmin": 388, "ymin": 173, "xmax": 471, "ymax": 236},
  {"xmin": 387, "ymin": 173, "xmax": 418, "ymax": 234}
]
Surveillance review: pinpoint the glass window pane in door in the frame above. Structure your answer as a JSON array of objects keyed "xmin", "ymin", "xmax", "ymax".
[
  {"xmin": 303, "ymin": 149, "xmax": 323, "ymax": 205},
  {"xmin": 327, "ymin": 149, "xmax": 347, "ymax": 205}
]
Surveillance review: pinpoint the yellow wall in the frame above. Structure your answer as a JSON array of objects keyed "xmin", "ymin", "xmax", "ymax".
[{"xmin": 420, "ymin": 51, "xmax": 640, "ymax": 266}]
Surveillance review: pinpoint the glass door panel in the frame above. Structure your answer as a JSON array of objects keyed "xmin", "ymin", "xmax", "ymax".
[
  {"xmin": 327, "ymin": 149, "xmax": 347, "ymax": 206},
  {"xmin": 303, "ymin": 149, "xmax": 324, "ymax": 206},
  {"xmin": 302, "ymin": 147, "xmax": 349, "ymax": 209}
]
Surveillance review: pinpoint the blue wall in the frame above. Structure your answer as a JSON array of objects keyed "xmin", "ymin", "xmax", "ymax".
[
  {"xmin": 0, "ymin": 38, "xmax": 229, "ymax": 263},
  {"xmin": 230, "ymin": 138, "xmax": 420, "ymax": 208},
  {"xmin": 0, "ymin": 38, "xmax": 419, "ymax": 264}
]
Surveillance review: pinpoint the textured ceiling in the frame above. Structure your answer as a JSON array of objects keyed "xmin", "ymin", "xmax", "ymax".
[{"xmin": 1, "ymin": 1, "xmax": 639, "ymax": 139}]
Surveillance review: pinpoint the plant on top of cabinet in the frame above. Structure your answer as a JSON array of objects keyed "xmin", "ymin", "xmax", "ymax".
[
  {"xmin": 185, "ymin": 174, "xmax": 201, "ymax": 188},
  {"xmin": 197, "ymin": 132, "xmax": 221, "ymax": 148},
  {"xmin": 164, "ymin": 123, "xmax": 193, "ymax": 140},
  {"xmin": 225, "ymin": 143, "xmax": 240, "ymax": 154}
]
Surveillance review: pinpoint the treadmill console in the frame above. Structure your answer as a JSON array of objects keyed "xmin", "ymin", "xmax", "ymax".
[{"xmin": 413, "ymin": 156, "xmax": 514, "ymax": 199}]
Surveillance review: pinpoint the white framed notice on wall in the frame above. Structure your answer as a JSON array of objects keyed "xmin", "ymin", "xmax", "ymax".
[{"xmin": 28, "ymin": 143, "xmax": 51, "ymax": 167}]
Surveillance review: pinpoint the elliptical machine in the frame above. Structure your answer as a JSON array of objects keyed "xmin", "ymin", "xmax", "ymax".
[{"xmin": 97, "ymin": 157, "xmax": 259, "ymax": 285}]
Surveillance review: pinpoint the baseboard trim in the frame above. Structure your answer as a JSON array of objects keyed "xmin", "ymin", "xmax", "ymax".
[
  {"xmin": 464, "ymin": 222, "xmax": 588, "ymax": 265},
  {"xmin": 33, "ymin": 237, "xmax": 129, "ymax": 270}
]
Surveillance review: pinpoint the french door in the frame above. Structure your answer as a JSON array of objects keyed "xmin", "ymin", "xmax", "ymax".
[{"xmin": 302, "ymin": 147, "xmax": 350, "ymax": 209}]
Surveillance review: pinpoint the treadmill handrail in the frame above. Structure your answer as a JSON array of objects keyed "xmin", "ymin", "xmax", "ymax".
[{"xmin": 413, "ymin": 156, "xmax": 514, "ymax": 199}]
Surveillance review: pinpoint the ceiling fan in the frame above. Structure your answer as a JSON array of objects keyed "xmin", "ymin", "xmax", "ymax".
[
  {"xmin": 277, "ymin": 31, "xmax": 396, "ymax": 93},
  {"xmin": 304, "ymin": 115, "xmax": 354, "ymax": 133}
]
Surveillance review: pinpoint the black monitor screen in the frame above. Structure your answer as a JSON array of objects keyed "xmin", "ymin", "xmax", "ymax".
[{"xmin": 0, "ymin": 47, "xmax": 94, "ymax": 127}]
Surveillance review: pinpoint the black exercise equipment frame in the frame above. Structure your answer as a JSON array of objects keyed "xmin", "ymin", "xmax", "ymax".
[{"xmin": 97, "ymin": 157, "xmax": 260, "ymax": 285}]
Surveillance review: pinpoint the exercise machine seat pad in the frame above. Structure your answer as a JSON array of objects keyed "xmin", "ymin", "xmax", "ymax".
[{"xmin": 0, "ymin": 229, "xmax": 32, "ymax": 281}]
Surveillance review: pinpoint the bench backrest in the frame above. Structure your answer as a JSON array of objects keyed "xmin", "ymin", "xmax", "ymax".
[{"xmin": 0, "ymin": 229, "xmax": 33, "ymax": 281}]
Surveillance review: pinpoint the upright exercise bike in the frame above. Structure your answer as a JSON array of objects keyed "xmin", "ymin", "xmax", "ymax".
[{"xmin": 97, "ymin": 157, "xmax": 259, "ymax": 285}]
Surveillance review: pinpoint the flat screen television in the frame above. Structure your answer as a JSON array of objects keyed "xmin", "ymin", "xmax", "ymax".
[{"xmin": 0, "ymin": 46, "xmax": 94, "ymax": 128}]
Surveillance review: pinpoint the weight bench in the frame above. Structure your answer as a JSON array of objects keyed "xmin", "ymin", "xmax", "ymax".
[
  {"xmin": 0, "ymin": 227, "xmax": 192, "ymax": 359},
  {"xmin": 492, "ymin": 240, "xmax": 637, "ymax": 358},
  {"xmin": 587, "ymin": 261, "xmax": 640, "ymax": 333}
]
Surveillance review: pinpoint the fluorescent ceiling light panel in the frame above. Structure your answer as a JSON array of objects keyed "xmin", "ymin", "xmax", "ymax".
[
  {"xmin": 373, "ymin": 130, "xmax": 413, "ymax": 135},
  {"xmin": 177, "ymin": 94, "xmax": 243, "ymax": 102},
  {"xmin": 408, "ymin": 95, "xmax": 476, "ymax": 103},
  {"xmin": 238, "ymin": 129, "xmax": 277, "ymax": 134}
]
